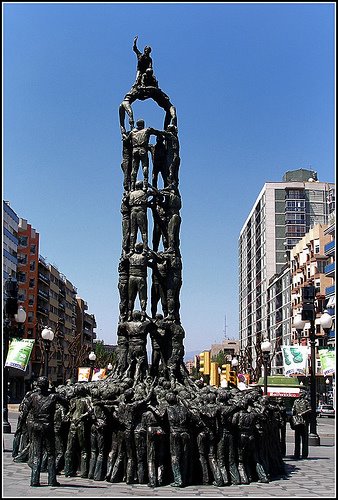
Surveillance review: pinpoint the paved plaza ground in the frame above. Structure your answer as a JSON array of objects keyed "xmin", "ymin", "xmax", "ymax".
[{"xmin": 3, "ymin": 405, "xmax": 336, "ymax": 498}]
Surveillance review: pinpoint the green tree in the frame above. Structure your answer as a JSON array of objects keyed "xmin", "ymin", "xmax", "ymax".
[
  {"xmin": 94, "ymin": 341, "xmax": 116, "ymax": 368},
  {"xmin": 212, "ymin": 350, "xmax": 227, "ymax": 367}
]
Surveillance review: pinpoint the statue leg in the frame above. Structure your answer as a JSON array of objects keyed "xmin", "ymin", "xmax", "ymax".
[
  {"xmin": 88, "ymin": 429, "xmax": 97, "ymax": 479},
  {"xmin": 227, "ymin": 434, "xmax": 240, "ymax": 485},
  {"xmin": 64, "ymin": 425, "xmax": 77, "ymax": 477},
  {"xmin": 197, "ymin": 433, "xmax": 209, "ymax": 484},
  {"xmin": 217, "ymin": 438, "xmax": 229, "ymax": 485},
  {"xmin": 137, "ymin": 212, "xmax": 148, "ymax": 250},
  {"xmin": 127, "ymin": 279, "xmax": 137, "ymax": 320},
  {"xmin": 106, "ymin": 432, "xmax": 118, "ymax": 481},
  {"xmin": 130, "ymin": 155, "xmax": 139, "ymax": 192},
  {"xmin": 141, "ymin": 155, "xmax": 149, "ymax": 191},
  {"xmin": 30, "ymin": 431, "xmax": 43, "ymax": 487},
  {"xmin": 151, "ymin": 282, "xmax": 159, "ymax": 318},
  {"xmin": 110, "ymin": 432, "xmax": 126, "ymax": 483},
  {"xmin": 94, "ymin": 430, "xmax": 106, "ymax": 481},
  {"xmin": 125, "ymin": 432, "xmax": 136, "ymax": 484},
  {"xmin": 129, "ymin": 211, "xmax": 137, "ymax": 251},
  {"xmin": 78, "ymin": 424, "xmax": 89, "ymax": 478},
  {"xmin": 45, "ymin": 432, "xmax": 59, "ymax": 486},
  {"xmin": 170, "ymin": 432, "xmax": 184, "ymax": 487},
  {"xmin": 134, "ymin": 430, "xmax": 147, "ymax": 483},
  {"xmin": 147, "ymin": 439, "xmax": 157, "ymax": 487},
  {"xmin": 138, "ymin": 280, "xmax": 147, "ymax": 317},
  {"xmin": 121, "ymin": 216, "xmax": 130, "ymax": 252}
]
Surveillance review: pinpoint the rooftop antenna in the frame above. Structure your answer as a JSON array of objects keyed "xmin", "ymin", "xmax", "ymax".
[{"xmin": 223, "ymin": 313, "xmax": 228, "ymax": 340}]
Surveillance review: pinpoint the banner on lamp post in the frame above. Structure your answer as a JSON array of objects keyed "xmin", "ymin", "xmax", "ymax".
[
  {"xmin": 282, "ymin": 345, "xmax": 309, "ymax": 376},
  {"xmin": 77, "ymin": 367, "xmax": 91, "ymax": 382},
  {"xmin": 91, "ymin": 368, "xmax": 107, "ymax": 381},
  {"xmin": 318, "ymin": 348, "xmax": 335, "ymax": 376},
  {"xmin": 5, "ymin": 338, "xmax": 35, "ymax": 371}
]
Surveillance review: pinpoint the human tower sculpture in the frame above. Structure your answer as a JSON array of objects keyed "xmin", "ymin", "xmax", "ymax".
[{"xmin": 12, "ymin": 38, "xmax": 286, "ymax": 489}]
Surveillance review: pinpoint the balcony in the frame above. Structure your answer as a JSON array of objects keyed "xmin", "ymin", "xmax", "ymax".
[
  {"xmin": 38, "ymin": 272, "xmax": 50, "ymax": 283},
  {"xmin": 325, "ymin": 285, "xmax": 335, "ymax": 296},
  {"xmin": 37, "ymin": 305, "xmax": 49, "ymax": 316},
  {"xmin": 38, "ymin": 289, "xmax": 49, "ymax": 300},
  {"xmin": 324, "ymin": 240, "xmax": 335, "ymax": 255},
  {"xmin": 325, "ymin": 262, "xmax": 335, "ymax": 278}
]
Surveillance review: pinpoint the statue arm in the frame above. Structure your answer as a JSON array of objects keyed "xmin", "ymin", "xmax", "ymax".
[{"xmin": 133, "ymin": 36, "xmax": 141, "ymax": 56}]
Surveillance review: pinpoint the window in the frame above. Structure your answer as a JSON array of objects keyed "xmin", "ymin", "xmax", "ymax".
[
  {"xmin": 30, "ymin": 261, "xmax": 36, "ymax": 272},
  {"xmin": 18, "ymin": 254, "xmax": 27, "ymax": 265},
  {"xmin": 19, "ymin": 236, "xmax": 28, "ymax": 247},
  {"xmin": 30, "ymin": 244, "xmax": 36, "ymax": 255},
  {"xmin": 18, "ymin": 272, "xmax": 26, "ymax": 283},
  {"xmin": 29, "ymin": 278, "xmax": 35, "ymax": 288}
]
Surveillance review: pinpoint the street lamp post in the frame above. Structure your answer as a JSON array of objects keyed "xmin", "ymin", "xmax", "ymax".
[
  {"xmin": 3, "ymin": 276, "xmax": 27, "ymax": 433},
  {"xmin": 300, "ymin": 284, "xmax": 321, "ymax": 446},
  {"xmin": 41, "ymin": 327, "xmax": 55, "ymax": 379},
  {"xmin": 261, "ymin": 338, "xmax": 272, "ymax": 396},
  {"xmin": 89, "ymin": 351, "xmax": 97, "ymax": 380}
]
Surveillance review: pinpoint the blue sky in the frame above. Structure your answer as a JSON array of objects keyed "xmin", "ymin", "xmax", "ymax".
[{"xmin": 3, "ymin": 2, "xmax": 335, "ymax": 355}]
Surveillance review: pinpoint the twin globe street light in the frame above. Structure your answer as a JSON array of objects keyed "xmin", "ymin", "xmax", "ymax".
[
  {"xmin": 3, "ymin": 277, "xmax": 27, "ymax": 434},
  {"xmin": 89, "ymin": 351, "xmax": 97, "ymax": 380},
  {"xmin": 41, "ymin": 326, "xmax": 55, "ymax": 379},
  {"xmin": 261, "ymin": 338, "xmax": 272, "ymax": 396},
  {"xmin": 293, "ymin": 283, "xmax": 333, "ymax": 446}
]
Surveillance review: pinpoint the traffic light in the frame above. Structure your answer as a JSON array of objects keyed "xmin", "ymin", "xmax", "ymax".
[
  {"xmin": 301, "ymin": 302, "xmax": 315, "ymax": 321},
  {"xmin": 210, "ymin": 362, "xmax": 219, "ymax": 387},
  {"xmin": 229, "ymin": 370, "xmax": 237, "ymax": 387},
  {"xmin": 220, "ymin": 363, "xmax": 230, "ymax": 386},
  {"xmin": 199, "ymin": 350, "xmax": 211, "ymax": 376},
  {"xmin": 5, "ymin": 277, "xmax": 19, "ymax": 317}
]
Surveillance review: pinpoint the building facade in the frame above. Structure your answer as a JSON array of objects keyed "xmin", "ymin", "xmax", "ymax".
[
  {"xmin": 238, "ymin": 169, "xmax": 335, "ymax": 377},
  {"xmin": 3, "ymin": 201, "xmax": 19, "ymax": 282},
  {"xmin": 3, "ymin": 203, "xmax": 97, "ymax": 401}
]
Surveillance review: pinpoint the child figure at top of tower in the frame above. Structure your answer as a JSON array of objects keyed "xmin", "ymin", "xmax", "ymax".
[{"xmin": 133, "ymin": 35, "xmax": 153, "ymax": 86}]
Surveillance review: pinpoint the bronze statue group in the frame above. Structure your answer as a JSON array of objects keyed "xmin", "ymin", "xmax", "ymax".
[
  {"xmin": 11, "ymin": 38, "xmax": 311, "ymax": 488},
  {"xmin": 13, "ymin": 375, "xmax": 289, "ymax": 488}
]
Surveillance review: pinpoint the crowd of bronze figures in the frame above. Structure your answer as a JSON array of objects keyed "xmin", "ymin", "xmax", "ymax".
[{"xmin": 13, "ymin": 376, "xmax": 287, "ymax": 488}]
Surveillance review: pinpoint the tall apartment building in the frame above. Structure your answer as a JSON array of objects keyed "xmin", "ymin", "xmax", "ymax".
[
  {"xmin": 17, "ymin": 218, "xmax": 40, "ymax": 338},
  {"xmin": 3, "ymin": 201, "xmax": 19, "ymax": 281},
  {"xmin": 3, "ymin": 203, "xmax": 97, "ymax": 400},
  {"xmin": 76, "ymin": 297, "xmax": 97, "ymax": 355},
  {"xmin": 323, "ymin": 218, "xmax": 335, "ymax": 348},
  {"xmin": 238, "ymin": 169, "xmax": 335, "ymax": 376}
]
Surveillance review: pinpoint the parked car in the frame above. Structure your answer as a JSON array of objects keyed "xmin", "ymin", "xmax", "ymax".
[{"xmin": 317, "ymin": 404, "xmax": 335, "ymax": 418}]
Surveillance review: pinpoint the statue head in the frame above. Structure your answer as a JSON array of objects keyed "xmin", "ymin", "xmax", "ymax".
[
  {"xmin": 167, "ymin": 124, "xmax": 177, "ymax": 135},
  {"xmin": 166, "ymin": 392, "xmax": 177, "ymax": 405},
  {"xmin": 76, "ymin": 384, "xmax": 88, "ymax": 397},
  {"xmin": 136, "ymin": 119, "xmax": 145, "ymax": 129},
  {"xmin": 132, "ymin": 310, "xmax": 142, "ymax": 321},
  {"xmin": 36, "ymin": 376, "xmax": 49, "ymax": 391},
  {"xmin": 217, "ymin": 390, "xmax": 230, "ymax": 403},
  {"xmin": 135, "ymin": 180, "xmax": 144, "ymax": 190},
  {"xmin": 144, "ymin": 46, "xmax": 151, "ymax": 55},
  {"xmin": 124, "ymin": 388, "xmax": 134, "ymax": 401},
  {"xmin": 135, "ymin": 242, "xmax": 143, "ymax": 253}
]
